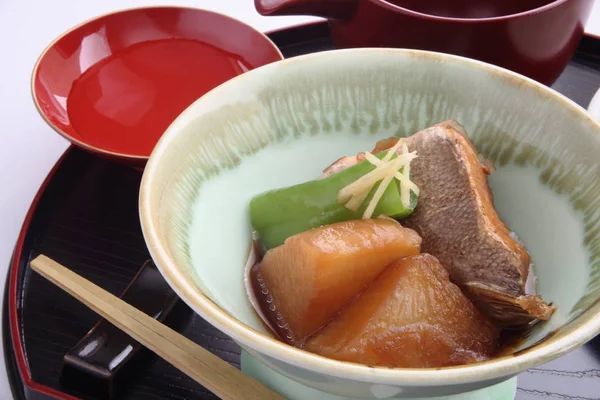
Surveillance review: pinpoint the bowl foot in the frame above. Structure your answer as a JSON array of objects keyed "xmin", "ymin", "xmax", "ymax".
[{"xmin": 240, "ymin": 350, "xmax": 517, "ymax": 400}]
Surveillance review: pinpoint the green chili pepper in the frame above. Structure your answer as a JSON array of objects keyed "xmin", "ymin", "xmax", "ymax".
[{"xmin": 249, "ymin": 153, "xmax": 418, "ymax": 250}]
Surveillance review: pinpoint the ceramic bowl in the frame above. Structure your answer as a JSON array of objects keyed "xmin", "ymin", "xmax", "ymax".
[
  {"xmin": 31, "ymin": 6, "xmax": 283, "ymax": 169},
  {"xmin": 139, "ymin": 49, "xmax": 600, "ymax": 398},
  {"xmin": 587, "ymin": 87, "xmax": 600, "ymax": 121}
]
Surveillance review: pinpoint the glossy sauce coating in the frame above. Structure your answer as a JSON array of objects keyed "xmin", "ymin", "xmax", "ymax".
[
  {"xmin": 252, "ymin": 218, "xmax": 422, "ymax": 346},
  {"xmin": 305, "ymin": 254, "xmax": 499, "ymax": 368}
]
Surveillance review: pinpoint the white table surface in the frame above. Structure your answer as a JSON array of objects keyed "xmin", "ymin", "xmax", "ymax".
[{"xmin": 1, "ymin": 1, "xmax": 600, "ymax": 398}]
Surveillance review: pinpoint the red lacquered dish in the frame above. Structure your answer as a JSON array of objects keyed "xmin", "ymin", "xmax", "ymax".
[{"xmin": 31, "ymin": 6, "xmax": 283, "ymax": 168}]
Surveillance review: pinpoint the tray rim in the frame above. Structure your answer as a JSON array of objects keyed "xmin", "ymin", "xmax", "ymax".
[
  {"xmin": 8, "ymin": 145, "xmax": 78, "ymax": 399},
  {"xmin": 4, "ymin": 255, "xmax": 26, "ymax": 400},
  {"xmin": 6, "ymin": 20, "xmax": 600, "ymax": 400}
]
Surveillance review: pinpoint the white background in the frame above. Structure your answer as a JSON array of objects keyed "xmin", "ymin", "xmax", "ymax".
[{"xmin": 1, "ymin": 1, "xmax": 599, "ymax": 398}]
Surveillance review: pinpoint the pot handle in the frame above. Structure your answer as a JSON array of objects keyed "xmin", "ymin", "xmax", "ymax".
[{"xmin": 255, "ymin": 0, "xmax": 358, "ymax": 20}]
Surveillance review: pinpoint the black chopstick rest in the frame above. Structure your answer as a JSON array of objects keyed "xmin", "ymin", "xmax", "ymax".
[{"xmin": 60, "ymin": 260, "xmax": 179, "ymax": 399}]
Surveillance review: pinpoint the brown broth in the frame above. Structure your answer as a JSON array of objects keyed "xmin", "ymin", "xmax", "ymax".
[
  {"xmin": 511, "ymin": 328, "xmax": 561, "ymax": 357},
  {"xmin": 247, "ymin": 240, "xmax": 278, "ymax": 338},
  {"xmin": 250, "ymin": 262, "xmax": 299, "ymax": 346},
  {"xmin": 386, "ymin": 0, "xmax": 556, "ymax": 18},
  {"xmin": 494, "ymin": 326, "xmax": 531, "ymax": 357},
  {"xmin": 249, "ymin": 288, "xmax": 279, "ymax": 339}
]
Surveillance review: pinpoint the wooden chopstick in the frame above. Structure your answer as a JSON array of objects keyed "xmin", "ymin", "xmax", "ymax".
[{"xmin": 30, "ymin": 255, "xmax": 285, "ymax": 400}]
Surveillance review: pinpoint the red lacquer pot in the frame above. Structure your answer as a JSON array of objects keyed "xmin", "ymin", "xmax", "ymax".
[{"xmin": 256, "ymin": 0, "xmax": 593, "ymax": 86}]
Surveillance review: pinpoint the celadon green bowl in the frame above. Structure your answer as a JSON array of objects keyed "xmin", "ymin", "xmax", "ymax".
[{"xmin": 139, "ymin": 49, "xmax": 600, "ymax": 399}]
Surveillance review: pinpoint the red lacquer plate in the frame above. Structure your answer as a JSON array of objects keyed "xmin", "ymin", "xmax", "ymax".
[{"xmin": 31, "ymin": 6, "xmax": 283, "ymax": 168}]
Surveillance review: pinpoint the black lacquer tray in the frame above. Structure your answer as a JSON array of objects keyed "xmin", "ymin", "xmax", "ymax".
[{"xmin": 4, "ymin": 22, "xmax": 600, "ymax": 400}]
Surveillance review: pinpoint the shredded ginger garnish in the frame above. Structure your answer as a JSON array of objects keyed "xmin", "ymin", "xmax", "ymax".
[{"xmin": 337, "ymin": 139, "xmax": 419, "ymax": 219}]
